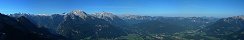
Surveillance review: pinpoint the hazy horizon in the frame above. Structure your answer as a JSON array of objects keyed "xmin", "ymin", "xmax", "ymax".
[{"xmin": 0, "ymin": 0, "xmax": 244, "ymax": 17}]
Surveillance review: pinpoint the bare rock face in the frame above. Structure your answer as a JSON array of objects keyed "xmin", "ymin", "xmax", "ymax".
[
  {"xmin": 65, "ymin": 10, "xmax": 88, "ymax": 20},
  {"xmin": 57, "ymin": 11, "xmax": 127, "ymax": 40}
]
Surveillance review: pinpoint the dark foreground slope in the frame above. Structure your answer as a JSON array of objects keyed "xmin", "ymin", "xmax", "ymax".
[{"xmin": 0, "ymin": 13, "xmax": 66, "ymax": 40}]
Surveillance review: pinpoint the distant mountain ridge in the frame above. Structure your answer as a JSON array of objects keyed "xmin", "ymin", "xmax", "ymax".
[{"xmin": 203, "ymin": 16, "xmax": 244, "ymax": 40}]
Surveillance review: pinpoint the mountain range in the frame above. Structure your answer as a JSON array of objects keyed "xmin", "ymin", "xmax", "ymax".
[{"xmin": 1, "ymin": 10, "xmax": 243, "ymax": 40}]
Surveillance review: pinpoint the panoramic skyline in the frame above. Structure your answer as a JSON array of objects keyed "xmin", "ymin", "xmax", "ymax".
[{"xmin": 0, "ymin": 0, "xmax": 244, "ymax": 17}]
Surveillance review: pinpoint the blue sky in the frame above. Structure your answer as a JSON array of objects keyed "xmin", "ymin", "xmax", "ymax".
[{"xmin": 0, "ymin": 0, "xmax": 243, "ymax": 17}]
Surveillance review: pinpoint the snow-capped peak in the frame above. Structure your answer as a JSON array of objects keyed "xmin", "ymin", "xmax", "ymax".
[
  {"xmin": 94, "ymin": 12, "xmax": 116, "ymax": 17},
  {"xmin": 66, "ymin": 10, "xmax": 88, "ymax": 19},
  {"xmin": 71, "ymin": 10, "xmax": 87, "ymax": 15},
  {"xmin": 92, "ymin": 12, "xmax": 118, "ymax": 20},
  {"xmin": 229, "ymin": 15, "xmax": 244, "ymax": 20}
]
